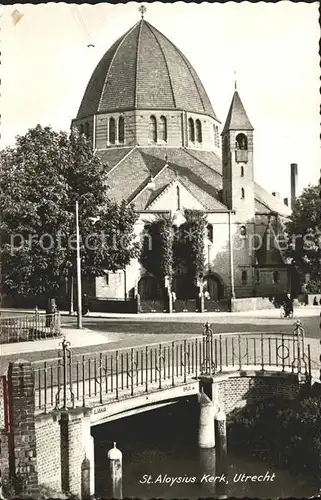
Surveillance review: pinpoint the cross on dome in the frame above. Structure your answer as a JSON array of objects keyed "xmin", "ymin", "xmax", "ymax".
[{"xmin": 139, "ymin": 5, "xmax": 147, "ymax": 19}]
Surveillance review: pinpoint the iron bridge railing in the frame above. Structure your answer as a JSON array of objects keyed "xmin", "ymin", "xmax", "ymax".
[{"xmin": 31, "ymin": 321, "xmax": 311, "ymax": 414}]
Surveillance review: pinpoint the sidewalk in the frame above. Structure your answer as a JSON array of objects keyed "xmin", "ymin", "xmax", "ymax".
[
  {"xmin": 0, "ymin": 305, "xmax": 319, "ymax": 321},
  {"xmin": 0, "ymin": 326, "xmax": 112, "ymax": 356}
]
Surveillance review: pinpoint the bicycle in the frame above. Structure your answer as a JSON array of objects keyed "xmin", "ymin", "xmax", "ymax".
[{"xmin": 280, "ymin": 305, "xmax": 293, "ymax": 319}]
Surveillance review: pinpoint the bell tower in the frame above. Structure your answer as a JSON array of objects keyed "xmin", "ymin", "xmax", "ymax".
[{"xmin": 221, "ymin": 87, "xmax": 255, "ymax": 223}]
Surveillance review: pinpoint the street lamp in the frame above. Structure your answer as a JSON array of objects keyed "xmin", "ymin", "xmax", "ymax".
[
  {"xmin": 75, "ymin": 201, "xmax": 82, "ymax": 329},
  {"xmin": 75, "ymin": 205, "xmax": 101, "ymax": 329}
]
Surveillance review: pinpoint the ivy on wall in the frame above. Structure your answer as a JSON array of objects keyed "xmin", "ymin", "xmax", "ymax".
[
  {"xmin": 140, "ymin": 210, "xmax": 207, "ymax": 292},
  {"xmin": 174, "ymin": 209, "xmax": 207, "ymax": 285},
  {"xmin": 139, "ymin": 214, "xmax": 174, "ymax": 286}
]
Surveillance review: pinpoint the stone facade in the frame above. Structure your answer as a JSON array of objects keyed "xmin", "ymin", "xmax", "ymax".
[{"xmin": 94, "ymin": 210, "xmax": 288, "ymax": 301}]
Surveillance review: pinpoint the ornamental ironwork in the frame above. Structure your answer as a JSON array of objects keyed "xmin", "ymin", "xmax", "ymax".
[
  {"xmin": 200, "ymin": 321, "xmax": 216, "ymax": 376},
  {"xmin": 55, "ymin": 337, "xmax": 74, "ymax": 410}
]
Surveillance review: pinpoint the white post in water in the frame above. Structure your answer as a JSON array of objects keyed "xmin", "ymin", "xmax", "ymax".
[
  {"xmin": 215, "ymin": 409, "xmax": 227, "ymax": 456},
  {"xmin": 107, "ymin": 442, "xmax": 122, "ymax": 499},
  {"xmin": 198, "ymin": 391, "xmax": 215, "ymax": 448}
]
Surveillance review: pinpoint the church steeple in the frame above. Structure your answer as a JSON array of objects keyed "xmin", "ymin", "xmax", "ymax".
[
  {"xmin": 222, "ymin": 91, "xmax": 254, "ymax": 135},
  {"xmin": 221, "ymin": 89, "xmax": 255, "ymax": 222}
]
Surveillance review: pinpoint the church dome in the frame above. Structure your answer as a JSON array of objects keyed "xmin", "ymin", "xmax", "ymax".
[{"xmin": 76, "ymin": 19, "xmax": 217, "ymax": 120}]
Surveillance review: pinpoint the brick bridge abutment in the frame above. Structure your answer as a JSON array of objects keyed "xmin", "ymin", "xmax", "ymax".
[{"xmin": 1, "ymin": 358, "xmax": 309, "ymax": 498}]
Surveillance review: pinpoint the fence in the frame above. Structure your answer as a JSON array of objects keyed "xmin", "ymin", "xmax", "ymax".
[
  {"xmin": 0, "ymin": 311, "xmax": 61, "ymax": 344},
  {"xmin": 32, "ymin": 322, "xmax": 310, "ymax": 413}
]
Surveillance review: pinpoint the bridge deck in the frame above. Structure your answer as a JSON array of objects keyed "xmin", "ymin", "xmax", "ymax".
[{"xmin": 32, "ymin": 332, "xmax": 311, "ymax": 414}]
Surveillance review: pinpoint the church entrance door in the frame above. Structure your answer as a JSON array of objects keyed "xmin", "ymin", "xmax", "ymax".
[
  {"xmin": 138, "ymin": 275, "xmax": 159, "ymax": 300},
  {"xmin": 204, "ymin": 274, "xmax": 224, "ymax": 301}
]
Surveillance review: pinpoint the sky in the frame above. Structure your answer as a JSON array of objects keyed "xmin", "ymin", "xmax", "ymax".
[{"xmin": 1, "ymin": 1, "xmax": 320, "ymax": 200}]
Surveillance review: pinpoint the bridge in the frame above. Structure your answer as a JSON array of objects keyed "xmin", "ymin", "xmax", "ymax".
[
  {"xmin": 0, "ymin": 322, "xmax": 314, "ymax": 498},
  {"xmin": 31, "ymin": 321, "xmax": 311, "ymax": 415}
]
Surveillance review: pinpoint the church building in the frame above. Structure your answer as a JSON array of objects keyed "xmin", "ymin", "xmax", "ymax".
[{"xmin": 72, "ymin": 12, "xmax": 295, "ymax": 312}]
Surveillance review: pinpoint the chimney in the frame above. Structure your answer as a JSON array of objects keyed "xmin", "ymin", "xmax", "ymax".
[
  {"xmin": 272, "ymin": 192, "xmax": 280, "ymax": 198},
  {"xmin": 291, "ymin": 163, "xmax": 298, "ymax": 210},
  {"xmin": 284, "ymin": 197, "xmax": 288, "ymax": 206}
]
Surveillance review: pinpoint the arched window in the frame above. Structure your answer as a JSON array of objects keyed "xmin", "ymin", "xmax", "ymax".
[
  {"xmin": 241, "ymin": 166, "xmax": 244, "ymax": 177},
  {"xmin": 236, "ymin": 133, "xmax": 248, "ymax": 150},
  {"xmin": 240, "ymin": 225, "xmax": 247, "ymax": 237},
  {"xmin": 149, "ymin": 116, "xmax": 157, "ymax": 142},
  {"xmin": 142, "ymin": 224, "xmax": 151, "ymax": 253},
  {"xmin": 118, "ymin": 116, "xmax": 124, "ymax": 143},
  {"xmin": 241, "ymin": 187, "xmax": 245, "ymax": 199},
  {"xmin": 159, "ymin": 116, "xmax": 167, "ymax": 142},
  {"xmin": 80, "ymin": 124, "xmax": 84, "ymax": 135},
  {"xmin": 241, "ymin": 270, "xmax": 248, "ymax": 285},
  {"xmin": 196, "ymin": 119, "xmax": 202, "ymax": 143},
  {"xmin": 216, "ymin": 126, "xmax": 220, "ymax": 148},
  {"xmin": 207, "ymin": 224, "xmax": 213, "ymax": 243},
  {"xmin": 109, "ymin": 117, "xmax": 116, "ymax": 144},
  {"xmin": 213, "ymin": 125, "xmax": 217, "ymax": 146},
  {"xmin": 85, "ymin": 122, "xmax": 89, "ymax": 138},
  {"xmin": 176, "ymin": 186, "xmax": 181, "ymax": 211},
  {"xmin": 256, "ymin": 270, "xmax": 260, "ymax": 284},
  {"xmin": 188, "ymin": 118, "xmax": 195, "ymax": 142},
  {"xmin": 273, "ymin": 271, "xmax": 280, "ymax": 284}
]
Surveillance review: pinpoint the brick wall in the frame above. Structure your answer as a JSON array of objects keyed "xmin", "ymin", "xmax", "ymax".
[
  {"xmin": 7, "ymin": 361, "xmax": 38, "ymax": 495},
  {"xmin": 35, "ymin": 413, "xmax": 61, "ymax": 491},
  {"xmin": 95, "ymin": 111, "xmax": 136, "ymax": 149},
  {"xmin": 0, "ymin": 374, "xmax": 10, "ymax": 482},
  {"xmin": 60, "ymin": 409, "xmax": 94, "ymax": 498},
  {"xmin": 214, "ymin": 374, "xmax": 299, "ymax": 414},
  {"xmin": 0, "ymin": 430, "xmax": 10, "ymax": 482},
  {"xmin": 93, "ymin": 108, "xmax": 220, "ymax": 151},
  {"xmin": 4, "ymin": 363, "xmax": 95, "ymax": 497}
]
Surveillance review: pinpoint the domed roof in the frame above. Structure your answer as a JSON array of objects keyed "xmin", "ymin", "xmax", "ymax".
[{"xmin": 76, "ymin": 20, "xmax": 217, "ymax": 120}]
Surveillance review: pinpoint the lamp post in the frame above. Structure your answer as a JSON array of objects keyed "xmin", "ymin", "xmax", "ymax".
[{"xmin": 75, "ymin": 201, "xmax": 82, "ymax": 329}]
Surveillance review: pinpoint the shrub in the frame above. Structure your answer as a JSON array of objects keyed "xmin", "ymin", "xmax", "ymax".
[
  {"xmin": 306, "ymin": 279, "xmax": 321, "ymax": 293},
  {"xmin": 227, "ymin": 396, "xmax": 321, "ymax": 478}
]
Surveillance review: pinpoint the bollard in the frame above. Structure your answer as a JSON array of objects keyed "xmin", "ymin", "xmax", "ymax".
[
  {"xmin": 81, "ymin": 455, "xmax": 91, "ymax": 500},
  {"xmin": 215, "ymin": 409, "xmax": 227, "ymax": 457},
  {"xmin": 107, "ymin": 442, "xmax": 123, "ymax": 499},
  {"xmin": 198, "ymin": 392, "xmax": 215, "ymax": 448}
]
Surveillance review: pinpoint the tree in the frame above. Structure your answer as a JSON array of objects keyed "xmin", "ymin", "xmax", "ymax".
[
  {"xmin": 285, "ymin": 184, "xmax": 321, "ymax": 289},
  {"xmin": 0, "ymin": 125, "xmax": 139, "ymax": 309}
]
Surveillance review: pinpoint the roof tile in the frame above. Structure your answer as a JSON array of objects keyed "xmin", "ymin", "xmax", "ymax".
[{"xmin": 76, "ymin": 20, "xmax": 217, "ymax": 119}]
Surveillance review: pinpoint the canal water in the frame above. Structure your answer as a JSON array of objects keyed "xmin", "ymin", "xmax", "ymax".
[{"xmin": 93, "ymin": 399, "xmax": 319, "ymax": 499}]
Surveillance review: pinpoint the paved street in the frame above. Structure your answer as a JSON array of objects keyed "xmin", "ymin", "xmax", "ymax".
[{"xmin": 1, "ymin": 306, "xmax": 320, "ymax": 374}]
